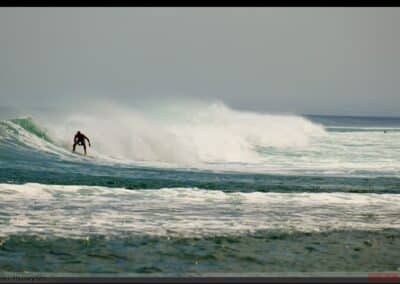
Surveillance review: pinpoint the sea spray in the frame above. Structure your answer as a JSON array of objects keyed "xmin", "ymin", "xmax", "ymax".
[{"xmin": 30, "ymin": 100, "xmax": 326, "ymax": 164}]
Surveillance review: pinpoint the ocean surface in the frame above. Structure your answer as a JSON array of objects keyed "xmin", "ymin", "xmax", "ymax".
[{"xmin": 0, "ymin": 102, "xmax": 400, "ymax": 276}]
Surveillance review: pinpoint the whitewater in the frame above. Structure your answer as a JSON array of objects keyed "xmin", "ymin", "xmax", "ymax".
[
  {"xmin": 1, "ymin": 101, "xmax": 399, "ymax": 176},
  {"xmin": 1, "ymin": 100, "xmax": 400, "ymax": 274}
]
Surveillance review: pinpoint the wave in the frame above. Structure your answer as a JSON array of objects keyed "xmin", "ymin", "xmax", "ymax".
[
  {"xmin": 1, "ymin": 182, "xmax": 400, "ymax": 238},
  {"xmin": 3, "ymin": 167, "xmax": 400, "ymax": 194},
  {"xmin": 0, "ymin": 101, "xmax": 326, "ymax": 165},
  {"xmin": 2, "ymin": 100, "xmax": 399, "ymax": 177}
]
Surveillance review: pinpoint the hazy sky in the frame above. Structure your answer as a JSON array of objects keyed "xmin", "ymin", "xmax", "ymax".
[{"xmin": 0, "ymin": 7, "xmax": 399, "ymax": 116}]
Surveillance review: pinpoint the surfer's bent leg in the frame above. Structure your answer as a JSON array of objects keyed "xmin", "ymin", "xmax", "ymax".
[
  {"xmin": 83, "ymin": 143, "xmax": 87, "ymax": 155},
  {"xmin": 73, "ymin": 142, "xmax": 77, "ymax": 152}
]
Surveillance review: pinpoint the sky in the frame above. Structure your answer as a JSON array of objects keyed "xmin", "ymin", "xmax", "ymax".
[{"xmin": 0, "ymin": 7, "xmax": 399, "ymax": 117}]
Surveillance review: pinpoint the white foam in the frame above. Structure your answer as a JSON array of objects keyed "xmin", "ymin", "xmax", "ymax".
[
  {"xmin": 1, "ymin": 183, "xmax": 400, "ymax": 238},
  {"xmin": 35, "ymin": 100, "xmax": 326, "ymax": 165}
]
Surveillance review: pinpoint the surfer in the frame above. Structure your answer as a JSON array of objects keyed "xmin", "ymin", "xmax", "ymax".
[{"xmin": 72, "ymin": 131, "xmax": 91, "ymax": 155}]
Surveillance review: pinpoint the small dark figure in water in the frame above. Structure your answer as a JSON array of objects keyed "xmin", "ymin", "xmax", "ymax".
[
  {"xmin": 384, "ymin": 130, "xmax": 388, "ymax": 134},
  {"xmin": 73, "ymin": 131, "xmax": 91, "ymax": 155}
]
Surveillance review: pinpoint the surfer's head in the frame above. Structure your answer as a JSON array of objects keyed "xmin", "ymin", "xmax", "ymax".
[{"xmin": 77, "ymin": 131, "xmax": 81, "ymax": 135}]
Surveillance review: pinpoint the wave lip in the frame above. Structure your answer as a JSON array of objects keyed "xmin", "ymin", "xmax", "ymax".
[{"xmin": 11, "ymin": 117, "xmax": 54, "ymax": 143}]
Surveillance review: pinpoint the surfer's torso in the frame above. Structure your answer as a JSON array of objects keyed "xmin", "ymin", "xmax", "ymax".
[{"xmin": 74, "ymin": 133, "xmax": 87, "ymax": 144}]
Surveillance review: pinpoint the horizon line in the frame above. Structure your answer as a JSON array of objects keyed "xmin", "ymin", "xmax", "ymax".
[
  {"xmin": 302, "ymin": 113, "xmax": 400, "ymax": 119},
  {"xmin": 1, "ymin": 105, "xmax": 399, "ymax": 119}
]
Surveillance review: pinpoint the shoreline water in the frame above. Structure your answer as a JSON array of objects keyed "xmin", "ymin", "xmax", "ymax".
[{"xmin": 0, "ymin": 229, "xmax": 399, "ymax": 274}]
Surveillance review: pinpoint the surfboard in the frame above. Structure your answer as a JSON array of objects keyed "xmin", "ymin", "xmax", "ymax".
[{"xmin": 72, "ymin": 151, "xmax": 91, "ymax": 158}]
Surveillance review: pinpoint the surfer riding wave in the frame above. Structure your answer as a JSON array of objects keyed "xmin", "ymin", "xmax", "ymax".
[{"xmin": 72, "ymin": 131, "xmax": 91, "ymax": 155}]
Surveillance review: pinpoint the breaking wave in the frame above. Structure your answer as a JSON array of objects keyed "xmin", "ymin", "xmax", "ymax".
[{"xmin": 0, "ymin": 101, "xmax": 326, "ymax": 165}]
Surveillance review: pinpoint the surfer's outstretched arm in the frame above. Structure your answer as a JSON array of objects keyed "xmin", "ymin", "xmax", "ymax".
[{"xmin": 85, "ymin": 136, "xmax": 91, "ymax": 147}]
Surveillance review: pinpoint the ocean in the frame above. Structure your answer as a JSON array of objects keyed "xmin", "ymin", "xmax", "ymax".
[{"xmin": 0, "ymin": 102, "xmax": 399, "ymax": 276}]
